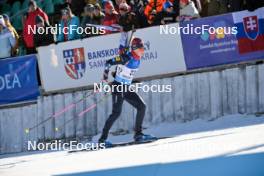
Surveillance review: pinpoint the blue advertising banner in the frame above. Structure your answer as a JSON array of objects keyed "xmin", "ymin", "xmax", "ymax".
[
  {"xmin": 180, "ymin": 9, "xmax": 264, "ymax": 70},
  {"xmin": 0, "ymin": 55, "xmax": 40, "ymax": 106}
]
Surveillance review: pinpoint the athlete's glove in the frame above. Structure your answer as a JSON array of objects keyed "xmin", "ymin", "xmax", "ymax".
[{"xmin": 119, "ymin": 45, "xmax": 129, "ymax": 55}]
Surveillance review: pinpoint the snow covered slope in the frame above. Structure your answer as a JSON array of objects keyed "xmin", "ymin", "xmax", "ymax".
[{"xmin": 1, "ymin": 114, "xmax": 264, "ymax": 176}]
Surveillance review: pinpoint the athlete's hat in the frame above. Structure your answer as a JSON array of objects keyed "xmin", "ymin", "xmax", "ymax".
[{"xmin": 131, "ymin": 38, "xmax": 144, "ymax": 50}]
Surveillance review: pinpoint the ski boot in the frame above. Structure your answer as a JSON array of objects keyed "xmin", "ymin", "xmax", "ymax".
[
  {"xmin": 98, "ymin": 138, "xmax": 113, "ymax": 148},
  {"xmin": 134, "ymin": 132, "xmax": 157, "ymax": 143}
]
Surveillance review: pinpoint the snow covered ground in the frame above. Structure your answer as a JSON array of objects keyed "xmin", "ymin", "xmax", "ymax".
[{"xmin": 1, "ymin": 114, "xmax": 264, "ymax": 176}]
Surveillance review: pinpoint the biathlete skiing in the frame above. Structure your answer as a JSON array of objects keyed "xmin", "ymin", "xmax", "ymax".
[{"xmin": 98, "ymin": 31, "xmax": 157, "ymax": 146}]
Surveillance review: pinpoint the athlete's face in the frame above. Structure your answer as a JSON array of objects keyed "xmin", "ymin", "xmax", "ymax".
[{"xmin": 134, "ymin": 47, "xmax": 144, "ymax": 58}]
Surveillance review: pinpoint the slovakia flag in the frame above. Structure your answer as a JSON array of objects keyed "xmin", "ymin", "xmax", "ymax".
[{"xmin": 233, "ymin": 7, "xmax": 264, "ymax": 54}]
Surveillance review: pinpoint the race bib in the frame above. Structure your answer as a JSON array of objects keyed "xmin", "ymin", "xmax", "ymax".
[{"xmin": 116, "ymin": 64, "xmax": 138, "ymax": 82}]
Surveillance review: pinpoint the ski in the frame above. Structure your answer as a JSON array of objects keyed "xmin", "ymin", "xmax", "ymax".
[
  {"xmin": 67, "ymin": 136, "xmax": 170, "ymax": 153},
  {"xmin": 254, "ymin": 111, "xmax": 264, "ymax": 117},
  {"xmin": 110, "ymin": 136, "xmax": 170, "ymax": 147}
]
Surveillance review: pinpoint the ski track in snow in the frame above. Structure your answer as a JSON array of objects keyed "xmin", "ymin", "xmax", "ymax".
[{"xmin": 0, "ymin": 114, "xmax": 264, "ymax": 176}]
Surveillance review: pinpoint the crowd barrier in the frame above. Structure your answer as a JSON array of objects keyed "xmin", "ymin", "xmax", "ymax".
[
  {"xmin": 37, "ymin": 23, "xmax": 186, "ymax": 93},
  {"xmin": 1, "ymin": 8, "xmax": 264, "ymax": 106},
  {"xmin": 1, "ymin": 62, "xmax": 264, "ymax": 154},
  {"xmin": 181, "ymin": 8, "xmax": 264, "ymax": 69},
  {"xmin": 0, "ymin": 55, "xmax": 40, "ymax": 106}
]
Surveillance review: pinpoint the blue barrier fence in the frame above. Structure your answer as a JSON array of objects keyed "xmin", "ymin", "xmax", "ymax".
[
  {"xmin": 0, "ymin": 55, "xmax": 40, "ymax": 106},
  {"xmin": 181, "ymin": 8, "xmax": 264, "ymax": 69}
]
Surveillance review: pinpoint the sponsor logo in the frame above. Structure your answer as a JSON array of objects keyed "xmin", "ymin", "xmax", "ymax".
[{"xmin": 200, "ymin": 21, "xmax": 236, "ymax": 42}]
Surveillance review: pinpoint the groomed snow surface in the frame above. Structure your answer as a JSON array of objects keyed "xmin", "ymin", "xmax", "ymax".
[{"xmin": 1, "ymin": 114, "xmax": 264, "ymax": 176}]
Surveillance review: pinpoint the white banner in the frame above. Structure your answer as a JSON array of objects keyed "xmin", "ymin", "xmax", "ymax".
[{"xmin": 37, "ymin": 23, "xmax": 187, "ymax": 93}]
